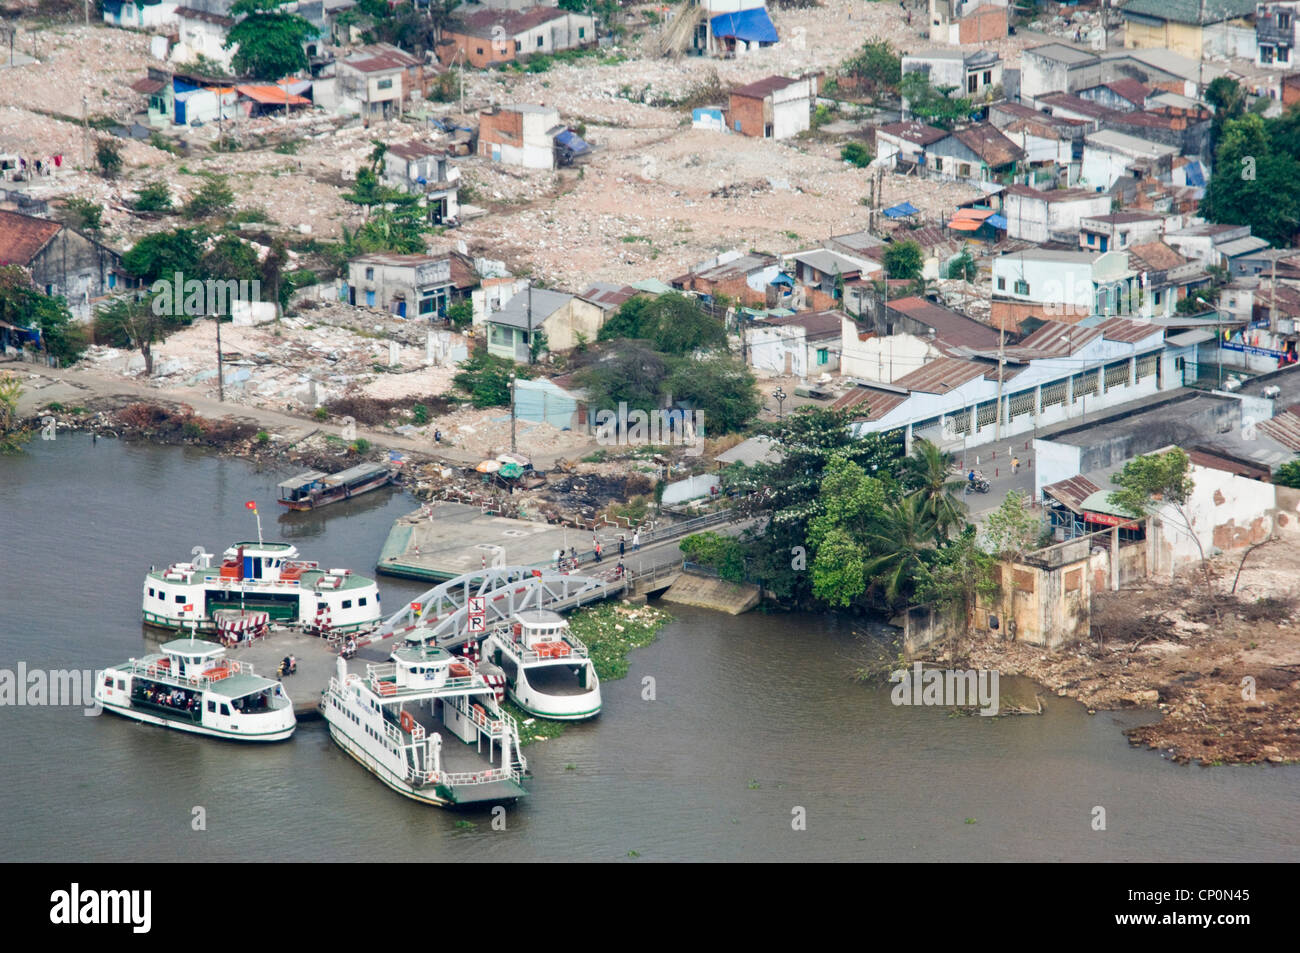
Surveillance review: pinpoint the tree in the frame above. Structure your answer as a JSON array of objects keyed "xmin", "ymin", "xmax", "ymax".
[
  {"xmin": 0, "ymin": 266, "xmax": 86, "ymax": 365},
  {"xmin": 1109, "ymin": 448, "xmax": 1216, "ymax": 608},
  {"xmin": 202, "ymin": 234, "xmax": 262, "ymax": 285},
  {"xmin": 665, "ymin": 354, "xmax": 760, "ymax": 434},
  {"xmin": 226, "ymin": 0, "xmax": 315, "ymax": 80},
  {"xmin": 883, "ymin": 239, "xmax": 923, "ymax": 282},
  {"xmin": 132, "ymin": 182, "xmax": 173, "ymax": 213},
  {"xmin": 982, "ymin": 489, "xmax": 1040, "ymax": 560},
  {"xmin": 597, "ymin": 296, "xmax": 652, "ymax": 341},
  {"xmin": 574, "ymin": 342, "xmax": 669, "ymax": 416},
  {"xmin": 859, "ymin": 494, "xmax": 936, "ymax": 606},
  {"xmin": 1273, "ymin": 459, "xmax": 1300, "ymax": 489},
  {"xmin": 947, "ymin": 248, "xmax": 976, "ymax": 282},
  {"xmin": 679, "ymin": 531, "xmax": 746, "ymax": 582},
  {"xmin": 452, "ymin": 349, "xmax": 534, "ymax": 408},
  {"xmin": 184, "ymin": 174, "xmax": 235, "ymax": 219},
  {"xmin": 427, "ymin": 0, "xmax": 463, "ymax": 42},
  {"xmin": 841, "ymin": 39, "xmax": 901, "ymax": 98},
  {"xmin": 900, "ymin": 72, "xmax": 972, "ymax": 129},
  {"xmin": 840, "ymin": 142, "xmax": 872, "ymax": 168},
  {"xmin": 93, "ymin": 295, "xmax": 184, "ymax": 376},
  {"xmin": 0, "ymin": 372, "xmax": 28, "ymax": 454},
  {"xmin": 446, "ymin": 299, "xmax": 473, "ymax": 330},
  {"xmin": 95, "ymin": 138, "xmax": 123, "ymax": 178},
  {"xmin": 63, "ymin": 198, "xmax": 103, "ymax": 233},
  {"xmin": 1205, "ymin": 76, "xmax": 1246, "ymax": 145},
  {"xmin": 122, "ymin": 228, "xmax": 207, "ymax": 284},
  {"xmin": 343, "ymin": 167, "xmax": 416, "ymax": 219},
  {"xmin": 807, "ymin": 455, "xmax": 888, "ymax": 605},
  {"xmin": 1200, "ymin": 111, "xmax": 1300, "ymax": 246},
  {"xmin": 344, "ymin": 204, "xmax": 429, "ymax": 255},
  {"xmin": 914, "ymin": 527, "xmax": 1000, "ymax": 656},
  {"xmin": 900, "ymin": 438, "xmax": 967, "ymax": 541}
]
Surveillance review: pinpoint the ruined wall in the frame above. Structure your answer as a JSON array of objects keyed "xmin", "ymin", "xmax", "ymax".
[
  {"xmin": 729, "ymin": 93, "xmax": 767, "ymax": 138},
  {"xmin": 30, "ymin": 228, "xmax": 121, "ymax": 321}
]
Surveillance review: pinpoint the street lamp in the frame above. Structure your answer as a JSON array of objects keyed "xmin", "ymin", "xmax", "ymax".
[{"xmin": 773, "ymin": 386, "xmax": 787, "ymax": 418}]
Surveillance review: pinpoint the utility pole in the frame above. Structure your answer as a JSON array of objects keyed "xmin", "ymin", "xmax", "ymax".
[
  {"xmin": 994, "ymin": 316, "xmax": 1005, "ymax": 440},
  {"xmin": 526, "ymin": 280, "xmax": 533, "ymax": 365},
  {"xmin": 81, "ymin": 96, "xmax": 89, "ymax": 170},
  {"xmin": 509, "ymin": 372, "xmax": 517, "ymax": 453},
  {"xmin": 216, "ymin": 314, "xmax": 225, "ymax": 402},
  {"xmin": 1196, "ymin": 0, "xmax": 1207, "ymax": 100}
]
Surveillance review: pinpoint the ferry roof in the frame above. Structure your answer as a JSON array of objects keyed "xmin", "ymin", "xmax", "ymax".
[
  {"xmin": 161, "ymin": 638, "xmax": 224, "ymax": 656},
  {"xmin": 211, "ymin": 674, "xmax": 278, "ymax": 698},
  {"xmin": 147, "ymin": 565, "xmax": 376, "ymax": 590},
  {"xmin": 393, "ymin": 644, "xmax": 452, "ymax": 663},
  {"xmin": 277, "ymin": 469, "xmax": 329, "ymax": 489},
  {"xmin": 515, "ymin": 609, "xmax": 565, "ymax": 625},
  {"xmin": 225, "ymin": 541, "xmax": 295, "ymax": 554}
]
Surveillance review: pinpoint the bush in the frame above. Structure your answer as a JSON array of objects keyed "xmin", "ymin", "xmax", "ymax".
[
  {"xmin": 840, "ymin": 142, "xmax": 872, "ymax": 168},
  {"xmin": 350, "ymin": 438, "xmax": 371, "ymax": 454},
  {"xmin": 452, "ymin": 350, "xmax": 534, "ymax": 409},
  {"xmin": 314, "ymin": 406, "xmax": 329, "ymax": 421},
  {"xmin": 679, "ymin": 531, "xmax": 746, "ymax": 582},
  {"xmin": 1274, "ymin": 459, "xmax": 1300, "ymax": 488},
  {"xmin": 412, "ymin": 403, "xmax": 429, "ymax": 425},
  {"xmin": 132, "ymin": 182, "xmax": 173, "ymax": 213},
  {"xmin": 95, "ymin": 138, "xmax": 123, "ymax": 178},
  {"xmin": 183, "ymin": 175, "xmax": 235, "ymax": 219},
  {"xmin": 256, "ymin": 430, "xmax": 270, "ymax": 444}
]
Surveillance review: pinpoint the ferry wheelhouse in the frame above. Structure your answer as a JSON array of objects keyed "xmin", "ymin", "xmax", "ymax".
[
  {"xmin": 95, "ymin": 638, "xmax": 295, "ymax": 741},
  {"xmin": 143, "ymin": 542, "xmax": 381, "ymax": 634},
  {"xmin": 484, "ymin": 609, "xmax": 601, "ymax": 721},
  {"xmin": 277, "ymin": 462, "xmax": 394, "ymax": 511},
  {"xmin": 322, "ymin": 644, "xmax": 527, "ymax": 807}
]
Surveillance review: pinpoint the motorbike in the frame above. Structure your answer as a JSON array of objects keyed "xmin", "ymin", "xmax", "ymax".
[
  {"xmin": 964, "ymin": 478, "xmax": 991, "ymax": 495},
  {"xmin": 277, "ymin": 657, "xmax": 297, "ymax": 678}
]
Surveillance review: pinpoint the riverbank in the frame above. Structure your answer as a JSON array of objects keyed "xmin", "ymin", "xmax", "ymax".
[
  {"xmin": 507, "ymin": 601, "xmax": 673, "ymax": 746},
  {"xmin": 966, "ymin": 546, "xmax": 1300, "ymax": 766}
]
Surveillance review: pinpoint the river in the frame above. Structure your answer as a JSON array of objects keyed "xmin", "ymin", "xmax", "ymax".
[{"xmin": 0, "ymin": 435, "xmax": 1296, "ymax": 861}]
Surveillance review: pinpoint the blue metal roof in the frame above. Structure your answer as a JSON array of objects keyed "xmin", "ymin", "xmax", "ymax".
[
  {"xmin": 987, "ymin": 214, "xmax": 1008, "ymax": 230},
  {"xmin": 554, "ymin": 129, "xmax": 592, "ymax": 155},
  {"xmin": 710, "ymin": 8, "xmax": 779, "ymax": 43},
  {"xmin": 883, "ymin": 201, "xmax": 919, "ymax": 219}
]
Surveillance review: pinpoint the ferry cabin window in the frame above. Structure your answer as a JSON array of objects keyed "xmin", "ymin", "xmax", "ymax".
[
  {"xmin": 117, "ymin": 679, "xmax": 126, "ymax": 691},
  {"xmin": 149, "ymin": 588, "xmax": 154, "ymax": 597},
  {"xmin": 220, "ymin": 703, "xmax": 230, "ymax": 716},
  {"xmin": 342, "ymin": 600, "xmax": 353, "ymax": 609},
  {"xmin": 175, "ymin": 595, "xmax": 185, "ymax": 603},
  {"xmin": 359, "ymin": 597, "xmax": 367, "ymax": 606},
  {"xmin": 207, "ymin": 701, "xmax": 216, "ymax": 713},
  {"xmin": 318, "ymin": 602, "xmax": 328, "ymax": 612}
]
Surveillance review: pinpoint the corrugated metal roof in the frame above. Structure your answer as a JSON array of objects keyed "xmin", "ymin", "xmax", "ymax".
[
  {"xmin": 1257, "ymin": 408, "xmax": 1300, "ymax": 452},
  {"xmin": 831, "ymin": 385, "xmax": 908, "ymax": 420},
  {"xmin": 1016, "ymin": 320, "xmax": 1103, "ymax": 355},
  {"xmin": 732, "ymin": 74, "xmax": 804, "ymax": 99},
  {"xmin": 1096, "ymin": 317, "xmax": 1160, "ymax": 344},
  {"xmin": 887, "ymin": 296, "xmax": 1001, "ymax": 351},
  {"xmin": 1042, "ymin": 474, "xmax": 1102, "ymax": 513},
  {"xmin": 893, "ymin": 357, "xmax": 990, "ymax": 394}
]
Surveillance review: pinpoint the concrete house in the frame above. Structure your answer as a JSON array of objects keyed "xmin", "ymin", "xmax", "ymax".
[
  {"xmin": 1120, "ymin": 0, "xmax": 1257, "ymax": 58},
  {"xmin": 692, "ymin": 0, "xmax": 780, "ymax": 57},
  {"xmin": 902, "ymin": 49, "xmax": 1002, "ymax": 109},
  {"xmin": 579, "ymin": 282, "xmax": 640, "ymax": 320},
  {"xmin": 1163, "ymin": 223, "xmax": 1254, "ymax": 265},
  {"xmin": 170, "ymin": 7, "xmax": 236, "ymax": 72},
  {"xmin": 744, "ymin": 309, "xmax": 842, "ymax": 378},
  {"xmin": 1077, "ymin": 79, "xmax": 1153, "ymax": 112},
  {"xmin": 841, "ymin": 295, "xmax": 1001, "ymax": 384},
  {"xmin": 484, "ymin": 287, "xmax": 604, "ymax": 361},
  {"xmin": 671, "ymin": 251, "xmax": 779, "ymax": 308},
  {"xmin": 923, "ymin": 123, "xmax": 1024, "ymax": 186},
  {"xmin": 1127, "ymin": 240, "xmax": 1208, "ymax": 317},
  {"xmin": 992, "ymin": 248, "xmax": 1139, "ymax": 328},
  {"xmin": 436, "ymin": 7, "xmax": 596, "ymax": 69},
  {"xmin": 874, "ymin": 121, "xmax": 949, "ymax": 170},
  {"xmin": 927, "ymin": 0, "xmax": 1009, "ymax": 45},
  {"xmin": 102, "ymin": 0, "xmax": 180, "ymax": 30},
  {"xmin": 1001, "ymin": 185, "xmax": 1112, "ymax": 244},
  {"xmin": 784, "ymin": 248, "xmax": 879, "ymax": 311},
  {"xmin": 478, "ymin": 104, "xmax": 564, "ymax": 169},
  {"xmin": 1078, "ymin": 211, "xmax": 1167, "ymax": 252},
  {"xmin": 337, "ymin": 44, "xmax": 424, "ymax": 120},
  {"xmin": 1019, "ymin": 44, "xmax": 1105, "ymax": 106},
  {"xmin": 1080, "ymin": 129, "xmax": 1177, "ymax": 191},
  {"xmin": 381, "ymin": 140, "xmax": 460, "ymax": 224},
  {"xmin": 0, "ymin": 210, "xmax": 130, "ymax": 322},
  {"xmin": 1258, "ymin": 3, "xmax": 1300, "ymax": 67},
  {"xmin": 346, "ymin": 252, "xmax": 473, "ymax": 320},
  {"xmin": 989, "ymin": 102, "xmax": 1087, "ymax": 170},
  {"xmin": 727, "ymin": 75, "xmax": 814, "ymax": 139}
]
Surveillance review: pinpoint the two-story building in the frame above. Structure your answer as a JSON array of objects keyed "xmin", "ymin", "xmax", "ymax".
[
  {"xmin": 478, "ymin": 104, "xmax": 564, "ymax": 169},
  {"xmin": 902, "ymin": 49, "xmax": 1002, "ymax": 109},
  {"xmin": 346, "ymin": 252, "xmax": 474, "ymax": 320},
  {"xmin": 1000, "ymin": 185, "xmax": 1112, "ymax": 244},
  {"xmin": 436, "ymin": 6, "xmax": 596, "ymax": 69},
  {"xmin": 337, "ymin": 44, "xmax": 424, "ymax": 120},
  {"xmin": 1080, "ymin": 129, "xmax": 1177, "ymax": 191},
  {"xmin": 0, "ymin": 210, "xmax": 130, "ymax": 322},
  {"xmin": 381, "ymin": 140, "xmax": 460, "ymax": 224},
  {"xmin": 1078, "ymin": 211, "xmax": 1167, "ymax": 252},
  {"xmin": 992, "ymin": 248, "xmax": 1139, "ymax": 328},
  {"xmin": 840, "ymin": 294, "xmax": 1002, "ymax": 384}
]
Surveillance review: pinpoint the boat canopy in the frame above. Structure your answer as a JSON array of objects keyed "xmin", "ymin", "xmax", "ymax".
[
  {"xmin": 278, "ymin": 469, "xmax": 329, "ymax": 491},
  {"xmin": 320, "ymin": 461, "xmax": 390, "ymax": 488}
]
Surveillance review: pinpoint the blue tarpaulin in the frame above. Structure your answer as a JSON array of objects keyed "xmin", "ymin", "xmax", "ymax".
[
  {"xmin": 554, "ymin": 129, "xmax": 592, "ymax": 156},
  {"xmin": 883, "ymin": 201, "xmax": 919, "ymax": 219},
  {"xmin": 710, "ymin": 8, "xmax": 779, "ymax": 43},
  {"xmin": 987, "ymin": 214, "xmax": 1008, "ymax": 230},
  {"xmin": 1184, "ymin": 161, "xmax": 1205, "ymax": 187}
]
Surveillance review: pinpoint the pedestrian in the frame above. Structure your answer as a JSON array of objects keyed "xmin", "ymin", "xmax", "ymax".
[
  {"xmin": 632, "ymin": 529, "xmax": 640, "ymax": 551},
  {"xmin": 1012, "ymin": 456, "xmax": 1020, "ymax": 474},
  {"xmin": 619, "ymin": 535, "xmax": 626, "ymax": 557},
  {"xmin": 594, "ymin": 541, "xmax": 602, "ymax": 563},
  {"xmin": 554, "ymin": 548, "xmax": 563, "ymax": 571},
  {"xmin": 434, "ymin": 429, "xmax": 441, "ymax": 443}
]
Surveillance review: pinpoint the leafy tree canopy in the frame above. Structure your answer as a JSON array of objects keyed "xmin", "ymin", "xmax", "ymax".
[{"xmin": 227, "ymin": 0, "xmax": 315, "ymax": 80}]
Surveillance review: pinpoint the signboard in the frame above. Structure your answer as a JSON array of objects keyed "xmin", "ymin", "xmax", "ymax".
[
  {"xmin": 467, "ymin": 614, "xmax": 486, "ymax": 634},
  {"xmin": 1222, "ymin": 342, "xmax": 1285, "ymax": 359},
  {"xmin": 1083, "ymin": 511, "xmax": 1138, "ymax": 528},
  {"xmin": 468, "ymin": 596, "xmax": 486, "ymax": 614}
]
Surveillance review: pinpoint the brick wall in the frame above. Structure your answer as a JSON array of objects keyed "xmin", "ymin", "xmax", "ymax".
[
  {"xmin": 439, "ymin": 31, "xmax": 515, "ymax": 69},
  {"xmin": 958, "ymin": 6, "xmax": 1007, "ymax": 44},
  {"xmin": 478, "ymin": 108, "xmax": 524, "ymax": 157},
  {"xmin": 729, "ymin": 93, "xmax": 767, "ymax": 138}
]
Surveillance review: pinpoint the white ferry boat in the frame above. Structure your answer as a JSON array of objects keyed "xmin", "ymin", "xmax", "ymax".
[
  {"xmin": 143, "ymin": 542, "xmax": 382, "ymax": 635},
  {"xmin": 484, "ymin": 609, "xmax": 601, "ymax": 721},
  {"xmin": 95, "ymin": 638, "xmax": 296, "ymax": 741},
  {"xmin": 322, "ymin": 645, "xmax": 528, "ymax": 807}
]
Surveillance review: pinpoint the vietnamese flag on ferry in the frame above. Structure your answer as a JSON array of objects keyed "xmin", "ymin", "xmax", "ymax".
[{"xmin": 245, "ymin": 501, "xmax": 257, "ymax": 511}]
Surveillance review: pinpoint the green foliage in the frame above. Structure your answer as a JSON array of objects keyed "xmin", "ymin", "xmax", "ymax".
[
  {"xmin": 982, "ymin": 489, "xmax": 1040, "ymax": 559},
  {"xmin": 597, "ymin": 293, "xmax": 726, "ymax": 354},
  {"xmin": 452, "ymin": 350, "xmax": 534, "ymax": 408},
  {"xmin": 679, "ymin": 531, "xmax": 746, "ymax": 582},
  {"xmin": 343, "ymin": 166, "xmax": 417, "ymax": 212},
  {"xmin": 1201, "ymin": 108, "xmax": 1300, "ymax": 246},
  {"xmin": 226, "ymin": 0, "xmax": 315, "ymax": 80},
  {"xmin": 314, "ymin": 406, "xmax": 329, "ymax": 421},
  {"xmin": 412, "ymin": 403, "xmax": 429, "ymax": 425},
  {"xmin": 575, "ymin": 342, "xmax": 669, "ymax": 416},
  {"xmin": 343, "ymin": 205, "xmax": 429, "ymax": 256},
  {"xmin": 122, "ymin": 228, "xmax": 207, "ymax": 283},
  {"xmin": 947, "ymin": 248, "xmax": 976, "ymax": 282},
  {"xmin": 1108, "ymin": 448, "xmax": 1194, "ymax": 518},
  {"xmin": 63, "ymin": 198, "xmax": 103, "ymax": 233},
  {"xmin": 132, "ymin": 181, "xmax": 173, "ymax": 213},
  {"xmin": 841, "ymin": 39, "xmax": 901, "ymax": 97},
  {"xmin": 95, "ymin": 138, "xmax": 123, "ymax": 178},
  {"xmin": 148, "ymin": 132, "xmax": 181, "ymax": 155},
  {"xmin": 900, "ymin": 72, "xmax": 972, "ymax": 129},
  {"xmin": 1273, "ymin": 459, "xmax": 1300, "ymax": 489},
  {"xmin": 256, "ymin": 430, "xmax": 271, "ymax": 444},
  {"xmin": 840, "ymin": 142, "xmax": 872, "ymax": 168},
  {"xmin": 665, "ymin": 354, "xmax": 759, "ymax": 434},
  {"xmin": 183, "ymin": 174, "xmax": 235, "ymax": 220},
  {"xmin": 446, "ymin": 299, "xmax": 473, "ymax": 330},
  {"xmin": 202, "ymin": 234, "xmax": 262, "ymax": 285},
  {"xmin": 900, "ymin": 439, "xmax": 967, "ymax": 540},
  {"xmin": 350, "ymin": 437, "xmax": 371, "ymax": 454},
  {"xmin": 0, "ymin": 372, "xmax": 29, "ymax": 454},
  {"xmin": 883, "ymin": 239, "xmax": 924, "ymax": 281},
  {"xmin": 0, "ymin": 266, "xmax": 86, "ymax": 364},
  {"xmin": 915, "ymin": 526, "xmax": 1000, "ymax": 622}
]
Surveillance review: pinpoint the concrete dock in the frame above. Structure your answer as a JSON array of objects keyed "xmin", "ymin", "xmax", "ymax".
[{"xmin": 225, "ymin": 629, "xmax": 390, "ymax": 720}]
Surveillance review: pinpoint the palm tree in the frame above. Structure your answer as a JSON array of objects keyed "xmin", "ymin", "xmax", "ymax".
[
  {"xmin": 860, "ymin": 494, "xmax": 935, "ymax": 605},
  {"xmin": 900, "ymin": 438, "xmax": 967, "ymax": 541}
]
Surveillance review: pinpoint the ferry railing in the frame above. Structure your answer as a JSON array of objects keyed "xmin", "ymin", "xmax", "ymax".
[
  {"xmin": 123, "ymin": 657, "xmax": 253, "ymax": 689},
  {"xmin": 364, "ymin": 662, "xmax": 486, "ymax": 698}
]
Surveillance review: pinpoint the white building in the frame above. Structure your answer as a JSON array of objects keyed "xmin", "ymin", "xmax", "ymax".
[
  {"xmin": 1080, "ymin": 130, "xmax": 1178, "ymax": 191},
  {"xmin": 1000, "ymin": 184, "xmax": 1112, "ymax": 244},
  {"xmin": 901, "ymin": 48, "xmax": 1002, "ymax": 110},
  {"xmin": 1256, "ymin": 2, "xmax": 1300, "ymax": 67},
  {"xmin": 744, "ymin": 310, "xmax": 842, "ymax": 378},
  {"xmin": 477, "ymin": 104, "xmax": 563, "ymax": 169},
  {"xmin": 1078, "ymin": 211, "xmax": 1167, "ymax": 252},
  {"xmin": 382, "ymin": 140, "xmax": 460, "ymax": 225},
  {"xmin": 874, "ymin": 121, "xmax": 949, "ymax": 168},
  {"xmin": 993, "ymin": 249, "xmax": 1138, "ymax": 322},
  {"xmin": 170, "ymin": 7, "xmax": 237, "ymax": 73},
  {"xmin": 103, "ymin": 0, "xmax": 180, "ymax": 31}
]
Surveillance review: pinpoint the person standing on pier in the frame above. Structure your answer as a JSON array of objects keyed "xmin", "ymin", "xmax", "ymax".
[
  {"xmin": 619, "ymin": 535, "xmax": 626, "ymax": 557},
  {"xmin": 632, "ymin": 529, "xmax": 641, "ymax": 552},
  {"xmin": 594, "ymin": 540, "xmax": 602, "ymax": 563}
]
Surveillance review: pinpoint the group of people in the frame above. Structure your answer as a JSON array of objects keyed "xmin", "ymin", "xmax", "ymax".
[
  {"xmin": 231, "ymin": 694, "xmax": 268, "ymax": 714},
  {"xmin": 552, "ymin": 528, "xmax": 644, "ymax": 572},
  {"xmin": 141, "ymin": 685, "xmax": 196, "ymax": 712}
]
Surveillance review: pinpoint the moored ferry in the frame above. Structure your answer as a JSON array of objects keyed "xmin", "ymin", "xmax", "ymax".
[
  {"xmin": 277, "ymin": 462, "xmax": 395, "ymax": 511},
  {"xmin": 321, "ymin": 644, "xmax": 528, "ymax": 807},
  {"xmin": 143, "ymin": 542, "xmax": 382, "ymax": 635},
  {"xmin": 484, "ymin": 610, "xmax": 601, "ymax": 721},
  {"xmin": 95, "ymin": 638, "xmax": 295, "ymax": 741}
]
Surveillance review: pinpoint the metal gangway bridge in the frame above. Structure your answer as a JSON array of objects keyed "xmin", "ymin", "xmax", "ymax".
[{"xmin": 357, "ymin": 562, "xmax": 683, "ymax": 652}]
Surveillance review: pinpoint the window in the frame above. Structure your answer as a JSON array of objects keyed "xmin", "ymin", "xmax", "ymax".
[
  {"xmin": 997, "ymin": 276, "xmax": 1006, "ymax": 290},
  {"xmin": 1153, "ymin": 290, "xmax": 1163, "ymax": 306},
  {"xmin": 365, "ymin": 267, "xmax": 374, "ymax": 280},
  {"xmin": 537, "ymin": 36, "xmax": 544, "ymax": 47},
  {"xmin": 1014, "ymin": 279, "xmax": 1029, "ymax": 295},
  {"xmin": 1280, "ymin": 12, "xmax": 1292, "ymax": 28},
  {"xmin": 148, "ymin": 588, "xmax": 155, "ymax": 597},
  {"xmin": 207, "ymin": 701, "xmax": 216, "ymax": 713},
  {"xmin": 1087, "ymin": 233, "xmax": 1096, "ymax": 246},
  {"xmin": 514, "ymin": 40, "xmax": 522, "ymax": 52},
  {"xmin": 419, "ymin": 296, "xmax": 436, "ymax": 315},
  {"xmin": 116, "ymin": 679, "xmax": 125, "ymax": 691},
  {"xmin": 968, "ymin": 75, "xmax": 977, "ymax": 93},
  {"xmin": 359, "ymin": 597, "xmax": 367, "ymax": 606},
  {"xmin": 220, "ymin": 703, "xmax": 230, "ymax": 716},
  {"xmin": 342, "ymin": 600, "xmax": 353, "ymax": 609},
  {"xmin": 477, "ymin": 48, "xmax": 484, "ymax": 55},
  {"xmin": 983, "ymin": 70, "xmax": 992, "ymax": 85},
  {"xmin": 1104, "ymin": 359, "xmax": 1131, "ymax": 392},
  {"xmin": 1118, "ymin": 231, "xmax": 1128, "ymax": 246},
  {"xmin": 579, "ymin": 27, "xmax": 585, "ymax": 38},
  {"xmin": 175, "ymin": 595, "xmax": 185, "ymax": 604},
  {"xmin": 816, "ymin": 348, "xmax": 829, "ymax": 365},
  {"xmin": 377, "ymin": 78, "xmax": 393, "ymax": 90},
  {"xmin": 958, "ymin": 163, "xmax": 971, "ymax": 178}
]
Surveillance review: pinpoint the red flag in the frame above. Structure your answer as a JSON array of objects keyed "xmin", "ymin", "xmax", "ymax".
[
  {"xmin": 183, "ymin": 604, "xmax": 193, "ymax": 612},
  {"xmin": 245, "ymin": 501, "xmax": 257, "ymax": 510}
]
